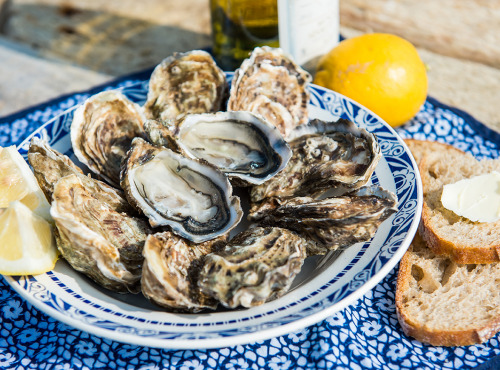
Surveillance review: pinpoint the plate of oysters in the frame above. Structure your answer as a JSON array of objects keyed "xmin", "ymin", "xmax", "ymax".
[{"xmin": 7, "ymin": 47, "xmax": 422, "ymax": 349}]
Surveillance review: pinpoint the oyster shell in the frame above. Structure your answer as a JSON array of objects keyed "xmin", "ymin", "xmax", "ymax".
[
  {"xmin": 28, "ymin": 137, "xmax": 84, "ymax": 203},
  {"xmin": 249, "ymin": 186, "xmax": 398, "ymax": 254},
  {"xmin": 121, "ymin": 137, "xmax": 243, "ymax": 243},
  {"xmin": 144, "ymin": 50, "xmax": 227, "ymax": 123},
  {"xmin": 169, "ymin": 111, "xmax": 292, "ymax": 186},
  {"xmin": 250, "ymin": 118, "xmax": 381, "ymax": 203},
  {"xmin": 143, "ymin": 119, "xmax": 179, "ymax": 150},
  {"xmin": 227, "ymin": 46, "xmax": 312, "ymax": 138},
  {"xmin": 51, "ymin": 174, "xmax": 150, "ymax": 293},
  {"xmin": 141, "ymin": 231, "xmax": 228, "ymax": 312},
  {"xmin": 71, "ymin": 90, "xmax": 146, "ymax": 187},
  {"xmin": 198, "ymin": 227, "xmax": 310, "ymax": 308},
  {"xmin": 28, "ymin": 138, "xmax": 135, "ymax": 214}
]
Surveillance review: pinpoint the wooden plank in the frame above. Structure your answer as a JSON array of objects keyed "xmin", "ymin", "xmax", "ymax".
[
  {"xmin": 2, "ymin": 0, "xmax": 211, "ymax": 75},
  {"xmin": 340, "ymin": 0, "xmax": 500, "ymax": 68},
  {"xmin": 0, "ymin": 37, "xmax": 110, "ymax": 117}
]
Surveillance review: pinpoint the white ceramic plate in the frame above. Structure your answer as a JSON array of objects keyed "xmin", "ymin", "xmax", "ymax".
[{"xmin": 6, "ymin": 75, "xmax": 422, "ymax": 349}]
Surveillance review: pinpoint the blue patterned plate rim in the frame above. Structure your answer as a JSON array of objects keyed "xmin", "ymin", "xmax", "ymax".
[{"xmin": 4, "ymin": 76, "xmax": 423, "ymax": 349}]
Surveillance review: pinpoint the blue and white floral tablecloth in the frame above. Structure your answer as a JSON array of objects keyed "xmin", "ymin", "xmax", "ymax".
[{"xmin": 1, "ymin": 70, "xmax": 499, "ymax": 369}]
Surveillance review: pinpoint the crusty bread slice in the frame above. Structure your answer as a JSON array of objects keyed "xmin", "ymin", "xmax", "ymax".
[
  {"xmin": 396, "ymin": 232, "xmax": 500, "ymax": 346},
  {"xmin": 404, "ymin": 139, "xmax": 500, "ymax": 264}
]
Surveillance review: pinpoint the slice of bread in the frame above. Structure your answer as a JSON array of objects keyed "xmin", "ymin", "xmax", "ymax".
[
  {"xmin": 405, "ymin": 139, "xmax": 500, "ymax": 264},
  {"xmin": 396, "ymin": 232, "xmax": 500, "ymax": 346}
]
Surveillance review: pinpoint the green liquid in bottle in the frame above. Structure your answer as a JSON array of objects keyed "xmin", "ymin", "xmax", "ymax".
[{"xmin": 210, "ymin": 0, "xmax": 279, "ymax": 70}]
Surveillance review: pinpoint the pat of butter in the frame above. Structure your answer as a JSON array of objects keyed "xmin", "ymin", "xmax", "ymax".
[{"xmin": 441, "ymin": 171, "xmax": 500, "ymax": 222}]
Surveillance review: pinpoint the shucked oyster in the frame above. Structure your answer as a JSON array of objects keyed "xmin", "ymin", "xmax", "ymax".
[
  {"xmin": 249, "ymin": 186, "xmax": 398, "ymax": 255},
  {"xmin": 228, "ymin": 46, "xmax": 312, "ymax": 138},
  {"xmin": 71, "ymin": 90, "xmax": 146, "ymax": 187},
  {"xmin": 121, "ymin": 138, "xmax": 243, "ymax": 243},
  {"xmin": 251, "ymin": 118, "xmax": 381, "ymax": 203},
  {"xmin": 144, "ymin": 50, "xmax": 227, "ymax": 123},
  {"xmin": 147, "ymin": 111, "xmax": 292, "ymax": 186},
  {"xmin": 198, "ymin": 227, "xmax": 311, "ymax": 308},
  {"xmin": 51, "ymin": 173, "xmax": 150, "ymax": 293},
  {"xmin": 141, "ymin": 231, "xmax": 228, "ymax": 312}
]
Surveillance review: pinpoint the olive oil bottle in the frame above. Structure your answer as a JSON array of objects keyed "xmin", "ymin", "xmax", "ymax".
[
  {"xmin": 210, "ymin": 0, "xmax": 339, "ymax": 71},
  {"xmin": 210, "ymin": 0, "xmax": 279, "ymax": 70}
]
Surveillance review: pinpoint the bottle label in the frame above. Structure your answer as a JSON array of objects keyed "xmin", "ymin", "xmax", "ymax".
[{"xmin": 278, "ymin": 0, "xmax": 339, "ymax": 66}]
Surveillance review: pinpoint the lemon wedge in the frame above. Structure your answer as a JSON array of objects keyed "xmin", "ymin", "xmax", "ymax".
[
  {"xmin": 0, "ymin": 146, "xmax": 51, "ymax": 221},
  {"xmin": 0, "ymin": 201, "xmax": 58, "ymax": 275}
]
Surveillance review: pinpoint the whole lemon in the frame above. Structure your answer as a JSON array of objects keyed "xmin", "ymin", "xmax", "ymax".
[{"xmin": 314, "ymin": 33, "xmax": 428, "ymax": 127}]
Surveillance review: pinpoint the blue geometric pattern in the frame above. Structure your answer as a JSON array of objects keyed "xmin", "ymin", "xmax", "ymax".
[{"xmin": 0, "ymin": 70, "xmax": 499, "ymax": 368}]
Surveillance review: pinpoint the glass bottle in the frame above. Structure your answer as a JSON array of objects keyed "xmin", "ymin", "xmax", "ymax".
[{"xmin": 210, "ymin": 0, "xmax": 279, "ymax": 71}]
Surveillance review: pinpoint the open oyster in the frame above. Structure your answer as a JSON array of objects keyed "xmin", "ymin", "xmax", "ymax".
[
  {"xmin": 227, "ymin": 46, "xmax": 312, "ymax": 138},
  {"xmin": 149, "ymin": 111, "xmax": 292, "ymax": 186},
  {"xmin": 144, "ymin": 50, "xmax": 227, "ymax": 123},
  {"xmin": 121, "ymin": 138, "xmax": 243, "ymax": 243},
  {"xmin": 198, "ymin": 227, "xmax": 311, "ymax": 308},
  {"xmin": 249, "ymin": 186, "xmax": 398, "ymax": 255},
  {"xmin": 28, "ymin": 137, "xmax": 84, "ymax": 202},
  {"xmin": 71, "ymin": 90, "xmax": 146, "ymax": 187},
  {"xmin": 251, "ymin": 118, "xmax": 381, "ymax": 203},
  {"xmin": 51, "ymin": 173, "xmax": 150, "ymax": 293},
  {"xmin": 141, "ymin": 231, "xmax": 228, "ymax": 312}
]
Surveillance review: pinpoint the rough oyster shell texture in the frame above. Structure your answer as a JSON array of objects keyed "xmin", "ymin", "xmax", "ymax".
[
  {"xmin": 28, "ymin": 137, "xmax": 84, "ymax": 203},
  {"xmin": 71, "ymin": 90, "xmax": 146, "ymax": 187},
  {"xmin": 121, "ymin": 137, "xmax": 243, "ymax": 243},
  {"xmin": 198, "ymin": 227, "xmax": 310, "ymax": 309},
  {"xmin": 228, "ymin": 46, "xmax": 312, "ymax": 138},
  {"xmin": 249, "ymin": 186, "xmax": 398, "ymax": 255},
  {"xmin": 144, "ymin": 50, "xmax": 227, "ymax": 123},
  {"xmin": 141, "ymin": 231, "xmax": 228, "ymax": 312},
  {"xmin": 51, "ymin": 174, "xmax": 149, "ymax": 294},
  {"xmin": 251, "ymin": 119, "xmax": 382, "ymax": 203}
]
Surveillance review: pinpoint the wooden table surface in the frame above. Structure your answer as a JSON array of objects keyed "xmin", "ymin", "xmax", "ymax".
[{"xmin": 1, "ymin": 0, "xmax": 499, "ymax": 134}]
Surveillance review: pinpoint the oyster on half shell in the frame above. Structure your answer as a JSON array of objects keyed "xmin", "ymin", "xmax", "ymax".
[
  {"xmin": 251, "ymin": 118, "xmax": 382, "ymax": 203},
  {"xmin": 71, "ymin": 90, "xmax": 146, "ymax": 187},
  {"xmin": 228, "ymin": 46, "xmax": 312, "ymax": 138},
  {"xmin": 51, "ymin": 173, "xmax": 150, "ymax": 294},
  {"xmin": 121, "ymin": 138, "xmax": 243, "ymax": 243},
  {"xmin": 147, "ymin": 111, "xmax": 292, "ymax": 186},
  {"xmin": 198, "ymin": 227, "xmax": 311, "ymax": 308},
  {"xmin": 249, "ymin": 186, "xmax": 398, "ymax": 255},
  {"xmin": 144, "ymin": 50, "xmax": 227, "ymax": 123},
  {"xmin": 141, "ymin": 231, "xmax": 228, "ymax": 312}
]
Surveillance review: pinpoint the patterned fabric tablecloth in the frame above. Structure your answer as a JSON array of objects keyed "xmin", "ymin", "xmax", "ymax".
[{"xmin": 0, "ymin": 70, "xmax": 499, "ymax": 369}]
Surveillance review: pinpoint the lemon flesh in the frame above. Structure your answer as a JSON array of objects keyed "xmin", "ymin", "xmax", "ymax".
[
  {"xmin": 0, "ymin": 201, "xmax": 58, "ymax": 275},
  {"xmin": 0, "ymin": 146, "xmax": 51, "ymax": 221}
]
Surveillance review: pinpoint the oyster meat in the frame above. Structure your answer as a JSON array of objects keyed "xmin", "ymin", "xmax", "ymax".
[
  {"xmin": 249, "ymin": 186, "xmax": 398, "ymax": 255},
  {"xmin": 141, "ymin": 231, "xmax": 228, "ymax": 312},
  {"xmin": 121, "ymin": 138, "xmax": 243, "ymax": 242},
  {"xmin": 167, "ymin": 111, "xmax": 292, "ymax": 186},
  {"xmin": 51, "ymin": 173, "xmax": 150, "ymax": 293},
  {"xmin": 144, "ymin": 50, "xmax": 227, "ymax": 123},
  {"xmin": 198, "ymin": 227, "xmax": 311, "ymax": 308},
  {"xmin": 228, "ymin": 46, "xmax": 312, "ymax": 138},
  {"xmin": 71, "ymin": 90, "xmax": 146, "ymax": 187},
  {"xmin": 251, "ymin": 118, "xmax": 381, "ymax": 203}
]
